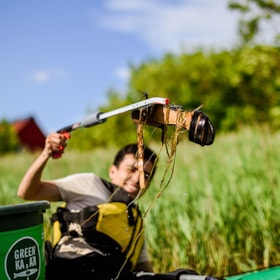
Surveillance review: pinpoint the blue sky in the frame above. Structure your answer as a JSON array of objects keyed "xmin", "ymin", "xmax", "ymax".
[{"xmin": 0, "ymin": 0, "xmax": 239, "ymax": 134}]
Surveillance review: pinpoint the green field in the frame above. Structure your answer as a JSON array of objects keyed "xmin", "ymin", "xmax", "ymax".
[{"xmin": 1, "ymin": 127, "xmax": 279, "ymax": 277}]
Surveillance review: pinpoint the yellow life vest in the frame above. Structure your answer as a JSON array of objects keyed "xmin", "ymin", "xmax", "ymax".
[
  {"xmin": 51, "ymin": 193, "xmax": 144, "ymax": 271},
  {"xmin": 81, "ymin": 202, "xmax": 144, "ymax": 270}
]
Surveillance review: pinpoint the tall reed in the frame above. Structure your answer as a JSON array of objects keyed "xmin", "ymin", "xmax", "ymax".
[
  {"xmin": 141, "ymin": 127, "xmax": 280, "ymax": 275},
  {"xmin": 1, "ymin": 127, "xmax": 279, "ymax": 276}
]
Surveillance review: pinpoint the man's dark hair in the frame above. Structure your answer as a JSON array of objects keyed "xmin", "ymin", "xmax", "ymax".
[{"xmin": 113, "ymin": 143, "xmax": 157, "ymax": 177}]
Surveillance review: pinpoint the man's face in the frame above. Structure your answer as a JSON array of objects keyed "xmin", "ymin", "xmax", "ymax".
[{"xmin": 109, "ymin": 154, "xmax": 154, "ymax": 198}]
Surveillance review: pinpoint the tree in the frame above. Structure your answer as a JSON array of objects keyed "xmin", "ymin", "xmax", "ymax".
[
  {"xmin": 0, "ymin": 119, "xmax": 19, "ymax": 154},
  {"xmin": 228, "ymin": 0, "xmax": 280, "ymax": 45},
  {"xmin": 126, "ymin": 46, "xmax": 280, "ymax": 131},
  {"xmin": 69, "ymin": 44, "xmax": 280, "ymax": 150}
]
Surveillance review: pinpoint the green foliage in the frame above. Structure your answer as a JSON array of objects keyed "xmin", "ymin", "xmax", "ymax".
[
  {"xmin": 125, "ymin": 45, "xmax": 280, "ymax": 132},
  {"xmin": 0, "ymin": 119, "xmax": 20, "ymax": 155},
  {"xmin": 1, "ymin": 127, "xmax": 279, "ymax": 276},
  {"xmin": 141, "ymin": 127, "xmax": 280, "ymax": 275},
  {"xmin": 66, "ymin": 45, "xmax": 280, "ymax": 149},
  {"xmin": 228, "ymin": 0, "xmax": 280, "ymax": 45}
]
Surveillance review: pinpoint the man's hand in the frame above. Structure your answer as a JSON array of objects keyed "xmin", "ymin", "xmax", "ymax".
[{"xmin": 43, "ymin": 132, "xmax": 71, "ymax": 159}]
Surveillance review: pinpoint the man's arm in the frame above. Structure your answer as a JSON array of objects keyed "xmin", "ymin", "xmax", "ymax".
[{"xmin": 17, "ymin": 132, "xmax": 68, "ymax": 201}]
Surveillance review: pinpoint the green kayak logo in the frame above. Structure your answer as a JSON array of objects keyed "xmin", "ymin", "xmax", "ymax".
[{"xmin": 5, "ymin": 237, "xmax": 40, "ymax": 280}]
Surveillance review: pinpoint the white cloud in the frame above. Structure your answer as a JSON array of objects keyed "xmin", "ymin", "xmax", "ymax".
[
  {"xmin": 30, "ymin": 70, "xmax": 50, "ymax": 84},
  {"xmin": 95, "ymin": 0, "xmax": 239, "ymax": 52},
  {"xmin": 115, "ymin": 66, "xmax": 131, "ymax": 81},
  {"xmin": 28, "ymin": 68, "xmax": 66, "ymax": 84}
]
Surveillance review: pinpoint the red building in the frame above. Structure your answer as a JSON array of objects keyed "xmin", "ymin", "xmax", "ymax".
[{"xmin": 12, "ymin": 117, "xmax": 46, "ymax": 152}]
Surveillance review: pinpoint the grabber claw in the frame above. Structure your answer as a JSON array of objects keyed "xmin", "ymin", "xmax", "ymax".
[{"xmin": 131, "ymin": 104, "xmax": 215, "ymax": 146}]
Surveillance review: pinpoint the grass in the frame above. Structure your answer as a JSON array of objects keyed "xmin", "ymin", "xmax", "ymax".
[{"xmin": 1, "ymin": 126, "xmax": 279, "ymax": 277}]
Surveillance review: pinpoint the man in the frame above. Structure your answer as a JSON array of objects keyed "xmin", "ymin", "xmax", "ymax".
[{"xmin": 17, "ymin": 132, "xmax": 157, "ymax": 280}]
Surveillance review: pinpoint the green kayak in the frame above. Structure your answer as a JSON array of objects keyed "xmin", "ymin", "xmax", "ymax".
[{"xmin": 224, "ymin": 265, "xmax": 280, "ymax": 280}]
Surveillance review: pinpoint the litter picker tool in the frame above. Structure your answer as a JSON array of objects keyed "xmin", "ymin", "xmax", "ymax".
[
  {"xmin": 56, "ymin": 97, "xmax": 170, "ymax": 133},
  {"xmin": 52, "ymin": 97, "xmax": 170, "ymax": 158},
  {"xmin": 52, "ymin": 96, "xmax": 215, "ymax": 159}
]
